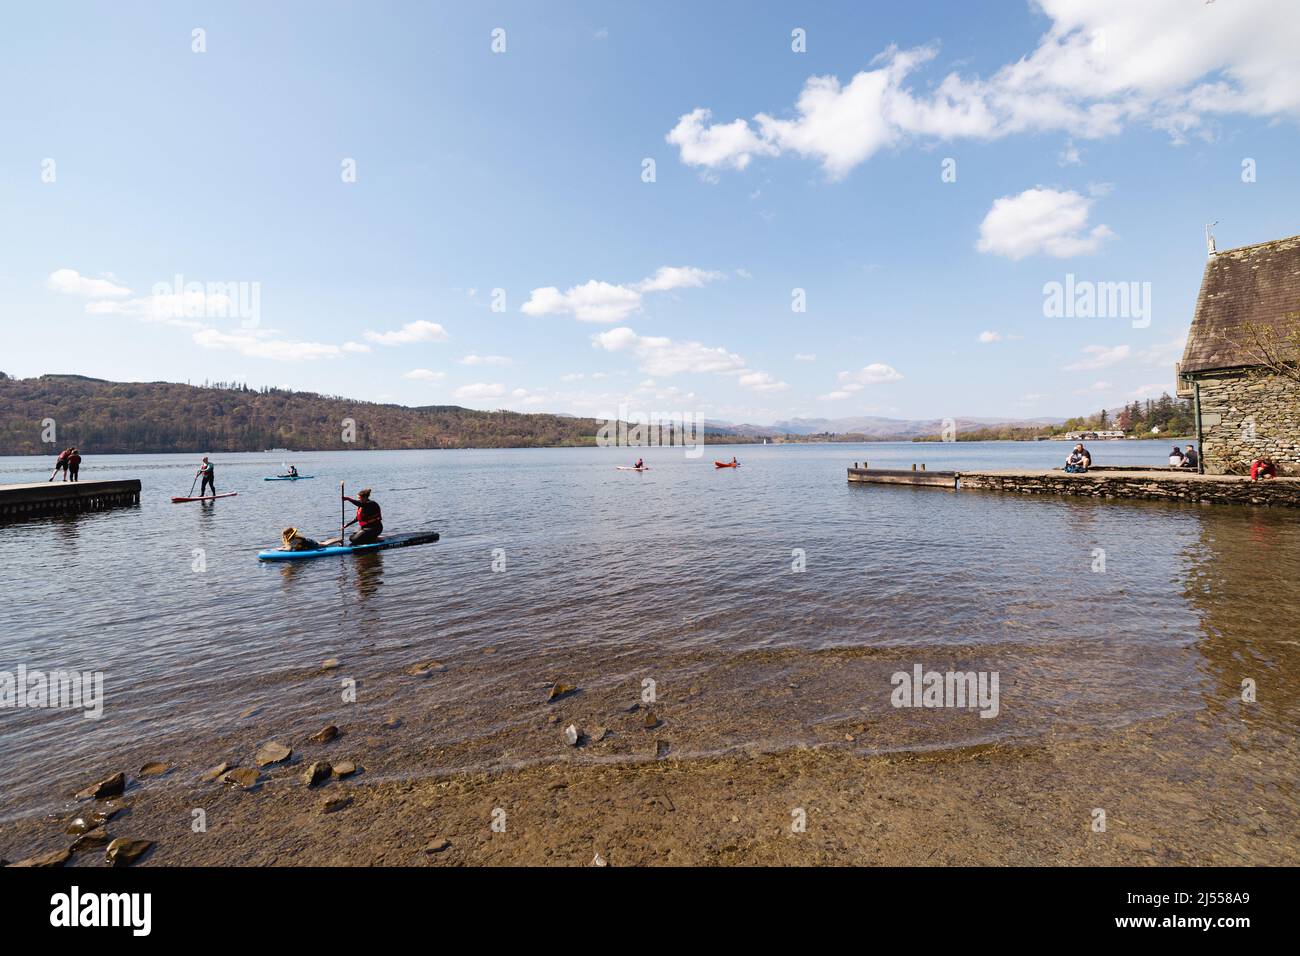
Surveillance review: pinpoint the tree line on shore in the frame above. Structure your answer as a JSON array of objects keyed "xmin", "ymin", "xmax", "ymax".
[{"xmin": 912, "ymin": 392, "xmax": 1195, "ymax": 441}]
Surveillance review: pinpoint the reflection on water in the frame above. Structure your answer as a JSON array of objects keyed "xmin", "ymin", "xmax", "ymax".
[{"xmin": 0, "ymin": 442, "xmax": 1297, "ymax": 822}]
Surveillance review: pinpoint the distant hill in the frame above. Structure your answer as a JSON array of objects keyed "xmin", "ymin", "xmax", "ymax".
[
  {"xmin": 714, "ymin": 415, "xmax": 1066, "ymax": 439},
  {"xmin": 0, "ymin": 375, "xmax": 606, "ymax": 455}
]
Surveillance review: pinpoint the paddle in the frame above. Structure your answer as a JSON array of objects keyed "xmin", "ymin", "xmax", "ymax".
[
  {"xmin": 340, "ymin": 481, "xmax": 345, "ymax": 546},
  {"xmin": 187, "ymin": 471, "xmax": 199, "ymax": 499}
]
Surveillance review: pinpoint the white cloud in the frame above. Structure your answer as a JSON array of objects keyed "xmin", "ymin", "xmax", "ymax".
[
  {"xmin": 667, "ymin": 2, "xmax": 1300, "ymax": 178},
  {"xmin": 838, "ymin": 363, "xmax": 904, "ymax": 385},
  {"xmin": 522, "ymin": 266, "xmax": 723, "ymax": 323},
  {"xmin": 1064, "ymin": 344, "xmax": 1131, "ymax": 371},
  {"xmin": 978, "ymin": 331, "xmax": 1004, "ymax": 343},
  {"xmin": 976, "ymin": 188, "xmax": 1113, "ymax": 260},
  {"xmin": 590, "ymin": 326, "xmax": 786, "ymax": 392},
  {"xmin": 794, "ymin": 352, "xmax": 816, "ymax": 362},
  {"xmin": 521, "ymin": 280, "xmax": 641, "ymax": 323},
  {"xmin": 342, "ymin": 341, "xmax": 370, "ymax": 353},
  {"xmin": 632, "ymin": 266, "xmax": 724, "ymax": 293},
  {"xmin": 404, "ymin": 368, "xmax": 444, "ymax": 381},
  {"xmin": 47, "ymin": 268, "xmax": 131, "ymax": 298},
  {"xmin": 665, "ymin": 108, "xmax": 778, "ymax": 171},
  {"xmin": 191, "ymin": 329, "xmax": 344, "ymax": 362},
  {"xmin": 737, "ymin": 371, "xmax": 788, "ymax": 393},
  {"xmin": 454, "ymin": 382, "xmax": 506, "ymax": 400},
  {"xmin": 459, "ymin": 354, "xmax": 511, "ymax": 366},
  {"xmin": 364, "ymin": 320, "xmax": 449, "ymax": 345}
]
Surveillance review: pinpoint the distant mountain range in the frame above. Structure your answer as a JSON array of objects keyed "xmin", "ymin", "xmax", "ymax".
[{"xmin": 706, "ymin": 415, "xmax": 1067, "ymax": 439}]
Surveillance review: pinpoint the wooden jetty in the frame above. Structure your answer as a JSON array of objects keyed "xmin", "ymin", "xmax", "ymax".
[
  {"xmin": 847, "ymin": 465, "xmax": 1300, "ymax": 508},
  {"xmin": 0, "ymin": 480, "xmax": 142, "ymax": 520}
]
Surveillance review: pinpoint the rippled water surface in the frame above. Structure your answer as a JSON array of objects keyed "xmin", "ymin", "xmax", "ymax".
[{"xmin": 2, "ymin": 441, "xmax": 1297, "ymax": 821}]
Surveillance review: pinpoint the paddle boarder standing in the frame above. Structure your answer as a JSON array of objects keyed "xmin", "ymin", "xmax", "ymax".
[
  {"xmin": 197, "ymin": 456, "xmax": 216, "ymax": 498},
  {"xmin": 342, "ymin": 488, "xmax": 383, "ymax": 545}
]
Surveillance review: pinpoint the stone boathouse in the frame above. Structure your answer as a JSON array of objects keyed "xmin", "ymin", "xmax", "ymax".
[{"xmin": 1178, "ymin": 231, "xmax": 1300, "ymax": 475}]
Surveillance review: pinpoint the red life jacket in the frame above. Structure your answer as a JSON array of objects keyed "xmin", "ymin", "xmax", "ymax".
[{"xmin": 356, "ymin": 500, "xmax": 382, "ymax": 526}]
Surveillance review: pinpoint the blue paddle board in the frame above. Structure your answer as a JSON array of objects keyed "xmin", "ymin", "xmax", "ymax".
[
  {"xmin": 257, "ymin": 531, "xmax": 440, "ymax": 561},
  {"xmin": 264, "ymin": 475, "xmax": 315, "ymax": 481}
]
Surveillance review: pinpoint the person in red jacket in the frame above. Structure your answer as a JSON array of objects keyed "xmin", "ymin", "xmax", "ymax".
[
  {"xmin": 67, "ymin": 448, "xmax": 82, "ymax": 482},
  {"xmin": 48, "ymin": 447, "xmax": 72, "ymax": 482},
  {"xmin": 342, "ymin": 488, "xmax": 383, "ymax": 545},
  {"xmin": 1250, "ymin": 457, "xmax": 1277, "ymax": 481}
]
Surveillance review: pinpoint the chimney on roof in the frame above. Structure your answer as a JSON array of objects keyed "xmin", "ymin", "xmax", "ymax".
[{"xmin": 1205, "ymin": 221, "xmax": 1218, "ymax": 259}]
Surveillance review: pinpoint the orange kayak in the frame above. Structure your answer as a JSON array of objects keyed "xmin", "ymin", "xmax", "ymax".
[{"xmin": 714, "ymin": 461, "xmax": 738, "ymax": 468}]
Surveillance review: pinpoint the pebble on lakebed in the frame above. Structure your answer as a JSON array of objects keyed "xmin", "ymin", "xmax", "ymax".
[
  {"xmin": 303, "ymin": 761, "xmax": 333, "ymax": 787},
  {"xmin": 333, "ymin": 761, "xmax": 358, "ymax": 778},
  {"xmin": 105, "ymin": 838, "xmax": 153, "ymax": 867},
  {"xmin": 138, "ymin": 762, "xmax": 170, "ymax": 777},
  {"xmin": 219, "ymin": 767, "xmax": 260, "ymax": 790},
  {"xmin": 75, "ymin": 771, "xmax": 126, "ymax": 801},
  {"xmin": 547, "ymin": 682, "xmax": 577, "ymax": 703},
  {"xmin": 307, "ymin": 724, "xmax": 340, "ymax": 744},
  {"xmin": 200, "ymin": 761, "xmax": 231, "ymax": 782},
  {"xmin": 322, "ymin": 796, "xmax": 353, "ymax": 814},
  {"xmin": 255, "ymin": 742, "xmax": 293, "ymax": 767}
]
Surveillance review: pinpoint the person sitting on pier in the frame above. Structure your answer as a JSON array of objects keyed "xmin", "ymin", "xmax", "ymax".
[
  {"xmin": 197, "ymin": 456, "xmax": 216, "ymax": 497},
  {"xmin": 1073, "ymin": 443, "xmax": 1092, "ymax": 469},
  {"xmin": 67, "ymin": 448, "xmax": 82, "ymax": 482},
  {"xmin": 343, "ymin": 488, "xmax": 383, "ymax": 545},
  {"xmin": 48, "ymin": 447, "xmax": 72, "ymax": 482},
  {"xmin": 280, "ymin": 526, "xmax": 321, "ymax": 551},
  {"xmin": 1064, "ymin": 449, "xmax": 1088, "ymax": 473},
  {"xmin": 1250, "ymin": 457, "xmax": 1277, "ymax": 481},
  {"xmin": 1181, "ymin": 444, "xmax": 1199, "ymax": 469},
  {"xmin": 1168, "ymin": 446, "xmax": 1185, "ymax": 466}
]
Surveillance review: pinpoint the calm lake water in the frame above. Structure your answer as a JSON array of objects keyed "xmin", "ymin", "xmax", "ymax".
[{"xmin": 2, "ymin": 440, "xmax": 1297, "ymax": 823}]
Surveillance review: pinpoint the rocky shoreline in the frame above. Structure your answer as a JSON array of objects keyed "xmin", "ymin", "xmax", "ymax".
[{"xmin": 3, "ymin": 707, "xmax": 1295, "ymax": 867}]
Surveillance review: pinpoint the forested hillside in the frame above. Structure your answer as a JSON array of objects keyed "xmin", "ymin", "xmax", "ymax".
[{"xmin": 0, "ymin": 374, "xmax": 602, "ymax": 454}]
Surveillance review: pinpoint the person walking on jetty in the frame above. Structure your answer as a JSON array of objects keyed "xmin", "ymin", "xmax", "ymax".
[
  {"xmin": 342, "ymin": 488, "xmax": 383, "ymax": 545},
  {"xmin": 48, "ymin": 447, "xmax": 72, "ymax": 481},
  {"xmin": 67, "ymin": 448, "xmax": 82, "ymax": 482},
  {"xmin": 196, "ymin": 456, "xmax": 216, "ymax": 497}
]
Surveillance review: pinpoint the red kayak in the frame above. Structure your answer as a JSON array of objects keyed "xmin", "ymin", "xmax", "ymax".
[
  {"xmin": 171, "ymin": 492, "xmax": 239, "ymax": 503},
  {"xmin": 714, "ymin": 461, "xmax": 739, "ymax": 468}
]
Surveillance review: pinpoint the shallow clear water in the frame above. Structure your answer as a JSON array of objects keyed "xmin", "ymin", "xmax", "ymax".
[{"xmin": 1, "ymin": 440, "xmax": 1297, "ymax": 822}]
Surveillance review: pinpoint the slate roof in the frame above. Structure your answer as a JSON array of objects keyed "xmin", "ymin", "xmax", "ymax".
[{"xmin": 1181, "ymin": 233, "xmax": 1300, "ymax": 375}]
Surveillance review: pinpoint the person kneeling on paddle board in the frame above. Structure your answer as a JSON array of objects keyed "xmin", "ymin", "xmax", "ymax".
[
  {"xmin": 197, "ymin": 456, "xmax": 216, "ymax": 496},
  {"xmin": 635, "ymin": 457, "xmax": 644, "ymax": 469},
  {"xmin": 343, "ymin": 488, "xmax": 383, "ymax": 545},
  {"xmin": 280, "ymin": 526, "xmax": 321, "ymax": 551}
]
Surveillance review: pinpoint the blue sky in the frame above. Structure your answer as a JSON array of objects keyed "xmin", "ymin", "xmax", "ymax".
[{"xmin": 2, "ymin": 0, "xmax": 1298, "ymax": 424}]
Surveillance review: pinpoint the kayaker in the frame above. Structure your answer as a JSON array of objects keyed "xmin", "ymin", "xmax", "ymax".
[
  {"xmin": 48, "ymin": 447, "xmax": 72, "ymax": 482},
  {"xmin": 197, "ymin": 456, "xmax": 216, "ymax": 497},
  {"xmin": 280, "ymin": 526, "xmax": 321, "ymax": 551},
  {"xmin": 343, "ymin": 488, "xmax": 383, "ymax": 545},
  {"xmin": 730, "ymin": 456, "xmax": 738, "ymax": 466},
  {"xmin": 67, "ymin": 448, "xmax": 82, "ymax": 482}
]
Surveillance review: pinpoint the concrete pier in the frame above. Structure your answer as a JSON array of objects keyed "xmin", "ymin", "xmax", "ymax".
[
  {"xmin": 847, "ymin": 467, "xmax": 957, "ymax": 488},
  {"xmin": 0, "ymin": 480, "xmax": 142, "ymax": 520},
  {"xmin": 848, "ymin": 465, "xmax": 1300, "ymax": 508}
]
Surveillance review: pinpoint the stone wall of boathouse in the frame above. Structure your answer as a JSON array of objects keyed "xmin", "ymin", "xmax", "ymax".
[{"xmin": 1194, "ymin": 371, "xmax": 1300, "ymax": 475}]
